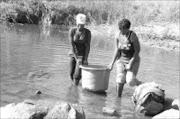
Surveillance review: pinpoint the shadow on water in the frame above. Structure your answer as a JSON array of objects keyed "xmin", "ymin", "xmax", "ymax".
[
  {"xmin": 82, "ymin": 89, "xmax": 107, "ymax": 96},
  {"xmin": 65, "ymin": 84, "xmax": 80, "ymax": 104}
]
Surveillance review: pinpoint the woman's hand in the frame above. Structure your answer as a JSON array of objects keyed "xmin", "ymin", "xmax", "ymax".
[
  {"xmin": 125, "ymin": 64, "xmax": 131, "ymax": 71},
  {"xmin": 107, "ymin": 63, "xmax": 113, "ymax": 71},
  {"xmin": 83, "ymin": 59, "xmax": 88, "ymax": 65},
  {"xmin": 77, "ymin": 56, "xmax": 83, "ymax": 65}
]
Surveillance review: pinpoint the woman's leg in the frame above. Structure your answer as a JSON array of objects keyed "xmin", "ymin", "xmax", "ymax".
[
  {"xmin": 68, "ymin": 57, "xmax": 76, "ymax": 81},
  {"xmin": 116, "ymin": 60, "xmax": 126, "ymax": 97},
  {"xmin": 126, "ymin": 61, "xmax": 142, "ymax": 86},
  {"xmin": 74, "ymin": 66, "xmax": 81, "ymax": 85},
  {"xmin": 116, "ymin": 83, "xmax": 124, "ymax": 97},
  {"xmin": 73, "ymin": 56, "xmax": 83, "ymax": 85}
]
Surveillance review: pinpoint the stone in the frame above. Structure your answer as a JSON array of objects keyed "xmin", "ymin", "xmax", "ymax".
[
  {"xmin": 27, "ymin": 71, "xmax": 51, "ymax": 81},
  {"xmin": 163, "ymin": 98, "xmax": 174, "ymax": 110},
  {"xmin": 133, "ymin": 83, "xmax": 179, "ymax": 118},
  {"xmin": 172, "ymin": 99, "xmax": 179, "ymax": 110},
  {"xmin": 0, "ymin": 100, "xmax": 86, "ymax": 119},
  {"xmin": 24, "ymin": 99, "xmax": 36, "ymax": 105},
  {"xmin": 0, "ymin": 101, "xmax": 49, "ymax": 119},
  {"xmin": 44, "ymin": 102, "xmax": 85, "ymax": 119},
  {"xmin": 29, "ymin": 111, "xmax": 47, "ymax": 119},
  {"xmin": 44, "ymin": 102, "xmax": 71, "ymax": 119},
  {"xmin": 71, "ymin": 104, "xmax": 86, "ymax": 119},
  {"xmin": 102, "ymin": 107, "xmax": 118, "ymax": 116},
  {"xmin": 0, "ymin": 102, "xmax": 36, "ymax": 119},
  {"xmin": 163, "ymin": 98, "xmax": 179, "ymax": 110},
  {"xmin": 35, "ymin": 90, "xmax": 42, "ymax": 95},
  {"xmin": 68, "ymin": 106, "xmax": 76, "ymax": 119},
  {"xmin": 132, "ymin": 82, "xmax": 165, "ymax": 116},
  {"xmin": 152, "ymin": 109, "xmax": 179, "ymax": 119}
]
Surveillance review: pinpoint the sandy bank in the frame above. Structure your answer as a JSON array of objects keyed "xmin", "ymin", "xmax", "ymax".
[{"xmin": 88, "ymin": 22, "xmax": 180, "ymax": 52}]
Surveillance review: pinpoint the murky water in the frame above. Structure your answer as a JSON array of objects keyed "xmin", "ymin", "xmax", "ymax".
[{"xmin": 0, "ymin": 24, "xmax": 179, "ymax": 119}]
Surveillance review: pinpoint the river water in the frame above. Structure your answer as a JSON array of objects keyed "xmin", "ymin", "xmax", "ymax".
[{"xmin": 0, "ymin": 24, "xmax": 179, "ymax": 119}]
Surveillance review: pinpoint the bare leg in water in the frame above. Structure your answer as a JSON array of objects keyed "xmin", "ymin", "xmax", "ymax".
[
  {"xmin": 116, "ymin": 83, "xmax": 124, "ymax": 97},
  {"xmin": 69, "ymin": 57, "xmax": 76, "ymax": 81}
]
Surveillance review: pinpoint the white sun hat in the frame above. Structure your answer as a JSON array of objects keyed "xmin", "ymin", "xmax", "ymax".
[{"xmin": 76, "ymin": 13, "xmax": 86, "ymax": 25}]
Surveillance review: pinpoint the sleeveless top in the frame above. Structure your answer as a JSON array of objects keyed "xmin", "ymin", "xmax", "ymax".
[
  {"xmin": 69, "ymin": 27, "xmax": 90, "ymax": 57},
  {"xmin": 118, "ymin": 31, "xmax": 135, "ymax": 62}
]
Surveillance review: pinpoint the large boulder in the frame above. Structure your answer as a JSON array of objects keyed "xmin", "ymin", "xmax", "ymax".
[
  {"xmin": 27, "ymin": 71, "xmax": 51, "ymax": 81},
  {"xmin": 0, "ymin": 99, "xmax": 85, "ymax": 119},
  {"xmin": 0, "ymin": 101, "xmax": 48, "ymax": 119},
  {"xmin": 102, "ymin": 107, "xmax": 119, "ymax": 116},
  {"xmin": 171, "ymin": 99, "xmax": 179, "ymax": 110},
  {"xmin": 132, "ymin": 82, "xmax": 179, "ymax": 118},
  {"xmin": 152, "ymin": 99, "xmax": 180, "ymax": 119},
  {"xmin": 45, "ymin": 102, "xmax": 85, "ymax": 119},
  {"xmin": 152, "ymin": 109, "xmax": 179, "ymax": 119},
  {"xmin": 132, "ymin": 82, "xmax": 165, "ymax": 116}
]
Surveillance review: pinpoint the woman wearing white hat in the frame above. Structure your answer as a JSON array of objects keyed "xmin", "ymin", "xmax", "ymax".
[{"xmin": 68, "ymin": 13, "xmax": 91, "ymax": 85}]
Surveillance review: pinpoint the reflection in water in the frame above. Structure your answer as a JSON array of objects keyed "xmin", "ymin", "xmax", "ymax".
[
  {"xmin": 0, "ymin": 24, "xmax": 179, "ymax": 119},
  {"xmin": 79, "ymin": 89, "xmax": 107, "ymax": 118},
  {"xmin": 66, "ymin": 84, "xmax": 80, "ymax": 104}
]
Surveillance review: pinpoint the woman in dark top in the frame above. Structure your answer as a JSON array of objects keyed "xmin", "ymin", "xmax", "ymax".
[
  {"xmin": 108, "ymin": 19, "xmax": 142, "ymax": 97},
  {"xmin": 68, "ymin": 13, "xmax": 91, "ymax": 85}
]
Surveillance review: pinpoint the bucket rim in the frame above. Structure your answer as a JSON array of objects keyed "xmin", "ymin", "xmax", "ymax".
[{"xmin": 80, "ymin": 64, "xmax": 109, "ymax": 71}]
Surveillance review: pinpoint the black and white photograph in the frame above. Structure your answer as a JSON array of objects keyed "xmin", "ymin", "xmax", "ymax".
[{"xmin": 0, "ymin": 0, "xmax": 179, "ymax": 118}]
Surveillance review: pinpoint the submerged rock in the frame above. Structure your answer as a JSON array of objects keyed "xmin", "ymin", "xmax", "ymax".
[
  {"xmin": 27, "ymin": 71, "xmax": 51, "ymax": 80},
  {"xmin": 35, "ymin": 90, "xmax": 42, "ymax": 95},
  {"xmin": 0, "ymin": 100, "xmax": 85, "ymax": 119},
  {"xmin": 102, "ymin": 107, "xmax": 119, "ymax": 116},
  {"xmin": 132, "ymin": 82, "xmax": 165, "ymax": 116}
]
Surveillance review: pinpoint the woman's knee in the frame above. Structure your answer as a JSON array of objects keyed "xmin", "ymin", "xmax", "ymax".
[
  {"xmin": 126, "ymin": 71, "xmax": 136, "ymax": 87},
  {"xmin": 73, "ymin": 65, "xmax": 82, "ymax": 80},
  {"xmin": 116, "ymin": 73, "xmax": 126, "ymax": 84},
  {"xmin": 69, "ymin": 57, "xmax": 76, "ymax": 72},
  {"xmin": 131, "ymin": 61, "xmax": 140, "ymax": 76}
]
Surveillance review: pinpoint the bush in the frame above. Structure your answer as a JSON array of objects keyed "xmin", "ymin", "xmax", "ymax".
[{"xmin": 0, "ymin": 0, "xmax": 179, "ymax": 26}]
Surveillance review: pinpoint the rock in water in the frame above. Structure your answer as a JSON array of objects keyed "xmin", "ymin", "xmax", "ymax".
[
  {"xmin": 45, "ymin": 102, "xmax": 71, "ymax": 119},
  {"xmin": 71, "ymin": 104, "xmax": 86, "ymax": 119},
  {"xmin": 102, "ymin": 107, "xmax": 118, "ymax": 116},
  {"xmin": 0, "ymin": 102, "xmax": 38, "ymax": 119},
  {"xmin": 172, "ymin": 99, "xmax": 179, "ymax": 110},
  {"xmin": 0, "ymin": 100, "xmax": 85, "ymax": 119},
  {"xmin": 44, "ymin": 102, "xmax": 85, "ymax": 119},
  {"xmin": 35, "ymin": 90, "xmax": 42, "ymax": 94},
  {"xmin": 152, "ymin": 109, "xmax": 179, "ymax": 119}
]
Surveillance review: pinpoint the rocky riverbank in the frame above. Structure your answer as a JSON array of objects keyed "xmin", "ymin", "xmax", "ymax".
[
  {"xmin": 0, "ymin": 99, "xmax": 85, "ymax": 119},
  {"xmin": 0, "ymin": 93, "xmax": 179, "ymax": 119}
]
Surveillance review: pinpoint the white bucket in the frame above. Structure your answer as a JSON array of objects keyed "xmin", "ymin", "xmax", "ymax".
[{"xmin": 80, "ymin": 65, "xmax": 110, "ymax": 92}]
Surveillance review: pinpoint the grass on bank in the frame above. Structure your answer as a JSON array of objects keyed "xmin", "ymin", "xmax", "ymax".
[{"xmin": 0, "ymin": 0, "xmax": 179, "ymax": 26}]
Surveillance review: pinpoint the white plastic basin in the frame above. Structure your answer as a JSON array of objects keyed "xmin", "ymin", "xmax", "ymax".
[{"xmin": 80, "ymin": 65, "xmax": 110, "ymax": 92}]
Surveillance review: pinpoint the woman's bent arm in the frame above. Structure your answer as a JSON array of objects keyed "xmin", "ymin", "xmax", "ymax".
[
  {"xmin": 128, "ymin": 32, "xmax": 140, "ymax": 69},
  {"xmin": 69, "ymin": 28, "xmax": 78, "ymax": 60},
  {"xmin": 84, "ymin": 31, "xmax": 91, "ymax": 61}
]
